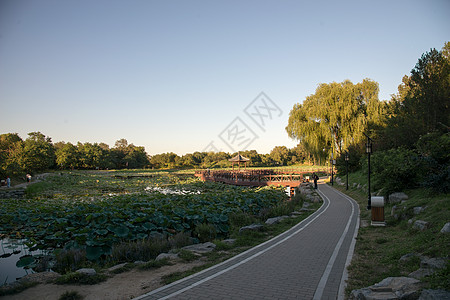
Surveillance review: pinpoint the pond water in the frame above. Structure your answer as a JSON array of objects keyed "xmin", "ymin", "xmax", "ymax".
[{"xmin": 0, "ymin": 238, "xmax": 46, "ymax": 284}]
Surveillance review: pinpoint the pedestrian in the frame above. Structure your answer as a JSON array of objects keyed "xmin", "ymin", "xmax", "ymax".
[
  {"xmin": 313, "ymin": 172, "xmax": 318, "ymax": 189},
  {"xmin": 26, "ymin": 173, "xmax": 31, "ymax": 183},
  {"xmin": 6, "ymin": 176, "xmax": 11, "ymax": 188}
]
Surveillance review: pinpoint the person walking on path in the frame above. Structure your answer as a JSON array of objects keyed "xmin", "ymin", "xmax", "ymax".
[
  {"xmin": 313, "ymin": 172, "xmax": 319, "ymax": 189},
  {"xmin": 6, "ymin": 176, "xmax": 11, "ymax": 188}
]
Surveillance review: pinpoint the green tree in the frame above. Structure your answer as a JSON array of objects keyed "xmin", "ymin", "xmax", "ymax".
[
  {"xmin": 0, "ymin": 133, "xmax": 23, "ymax": 177},
  {"xmin": 55, "ymin": 142, "xmax": 79, "ymax": 169},
  {"xmin": 19, "ymin": 132, "xmax": 56, "ymax": 173},
  {"xmin": 286, "ymin": 79, "xmax": 384, "ymax": 161},
  {"xmin": 380, "ymin": 42, "xmax": 450, "ymax": 149},
  {"xmin": 269, "ymin": 146, "xmax": 290, "ymax": 166}
]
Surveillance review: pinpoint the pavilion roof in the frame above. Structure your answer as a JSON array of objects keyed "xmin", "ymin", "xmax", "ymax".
[{"xmin": 229, "ymin": 152, "xmax": 250, "ymax": 162}]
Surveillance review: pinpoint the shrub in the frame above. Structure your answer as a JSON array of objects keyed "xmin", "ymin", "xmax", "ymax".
[
  {"xmin": 169, "ymin": 232, "xmax": 193, "ymax": 249},
  {"xmin": 111, "ymin": 237, "xmax": 171, "ymax": 262},
  {"xmin": 55, "ymin": 272, "xmax": 107, "ymax": 285},
  {"xmin": 365, "ymin": 147, "xmax": 424, "ymax": 196},
  {"xmin": 194, "ymin": 223, "xmax": 216, "ymax": 242},
  {"xmin": 229, "ymin": 212, "xmax": 258, "ymax": 228},
  {"xmin": 58, "ymin": 291, "xmax": 83, "ymax": 300},
  {"xmin": 54, "ymin": 249, "xmax": 87, "ymax": 274}
]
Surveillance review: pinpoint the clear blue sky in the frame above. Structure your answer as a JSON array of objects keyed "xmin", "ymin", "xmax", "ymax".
[{"xmin": 1, "ymin": 0, "xmax": 448, "ymax": 155}]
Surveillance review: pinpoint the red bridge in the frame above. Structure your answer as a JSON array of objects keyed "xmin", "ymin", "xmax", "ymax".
[{"xmin": 195, "ymin": 169, "xmax": 325, "ymax": 195}]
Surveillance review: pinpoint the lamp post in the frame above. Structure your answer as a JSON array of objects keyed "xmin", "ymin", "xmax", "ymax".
[
  {"xmin": 364, "ymin": 133, "xmax": 373, "ymax": 210},
  {"xmin": 345, "ymin": 151, "xmax": 349, "ymax": 190},
  {"xmin": 330, "ymin": 152, "xmax": 334, "ymax": 186}
]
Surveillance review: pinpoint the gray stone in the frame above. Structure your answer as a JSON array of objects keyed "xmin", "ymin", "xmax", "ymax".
[
  {"xmin": 440, "ymin": 222, "xmax": 450, "ymax": 233},
  {"xmin": 413, "ymin": 207, "xmax": 425, "ymax": 215},
  {"xmin": 239, "ymin": 224, "xmax": 263, "ymax": 233},
  {"xmin": 134, "ymin": 260, "xmax": 145, "ymax": 265},
  {"xmin": 413, "ymin": 220, "xmax": 429, "ymax": 231},
  {"xmin": 107, "ymin": 263, "xmax": 127, "ymax": 272},
  {"xmin": 409, "ymin": 268, "xmax": 434, "ymax": 279},
  {"xmin": 391, "ymin": 205, "xmax": 398, "ymax": 217},
  {"xmin": 399, "ymin": 253, "xmax": 419, "ymax": 262},
  {"xmin": 350, "ymin": 277, "xmax": 421, "ymax": 300},
  {"xmin": 182, "ymin": 242, "xmax": 216, "ymax": 253},
  {"xmin": 265, "ymin": 217, "xmax": 283, "ymax": 225},
  {"xmin": 388, "ymin": 192, "xmax": 408, "ymax": 204},
  {"xmin": 156, "ymin": 253, "xmax": 179, "ymax": 260},
  {"xmin": 290, "ymin": 211, "xmax": 303, "ymax": 216},
  {"xmin": 420, "ymin": 257, "xmax": 447, "ymax": 270},
  {"xmin": 419, "ymin": 289, "xmax": 450, "ymax": 300},
  {"xmin": 222, "ymin": 239, "xmax": 236, "ymax": 245},
  {"xmin": 76, "ymin": 268, "xmax": 96, "ymax": 276}
]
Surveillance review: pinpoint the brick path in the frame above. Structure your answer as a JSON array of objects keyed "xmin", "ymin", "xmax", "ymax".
[{"xmin": 135, "ymin": 183, "xmax": 359, "ymax": 300}]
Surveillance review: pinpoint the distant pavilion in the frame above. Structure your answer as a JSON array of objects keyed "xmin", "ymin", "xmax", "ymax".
[{"xmin": 229, "ymin": 152, "xmax": 250, "ymax": 170}]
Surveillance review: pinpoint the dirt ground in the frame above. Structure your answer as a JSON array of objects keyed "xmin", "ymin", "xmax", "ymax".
[{"xmin": 1, "ymin": 259, "xmax": 207, "ymax": 300}]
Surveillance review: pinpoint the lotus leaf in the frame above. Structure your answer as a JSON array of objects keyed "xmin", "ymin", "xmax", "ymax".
[
  {"xmin": 86, "ymin": 246, "xmax": 103, "ymax": 261},
  {"xmin": 16, "ymin": 255, "xmax": 35, "ymax": 268}
]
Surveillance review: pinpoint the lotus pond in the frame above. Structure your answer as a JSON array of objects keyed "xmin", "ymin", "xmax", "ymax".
[{"xmin": 0, "ymin": 170, "xmax": 288, "ymax": 283}]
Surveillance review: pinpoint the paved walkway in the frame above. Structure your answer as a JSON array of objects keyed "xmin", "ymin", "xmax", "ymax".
[{"xmin": 135, "ymin": 183, "xmax": 360, "ymax": 300}]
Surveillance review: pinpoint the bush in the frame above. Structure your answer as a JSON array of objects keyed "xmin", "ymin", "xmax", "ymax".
[
  {"xmin": 58, "ymin": 291, "xmax": 83, "ymax": 300},
  {"xmin": 111, "ymin": 237, "xmax": 171, "ymax": 262},
  {"xmin": 54, "ymin": 249, "xmax": 87, "ymax": 274},
  {"xmin": 366, "ymin": 147, "xmax": 424, "ymax": 196},
  {"xmin": 194, "ymin": 223, "xmax": 216, "ymax": 242},
  {"xmin": 229, "ymin": 212, "xmax": 258, "ymax": 228}
]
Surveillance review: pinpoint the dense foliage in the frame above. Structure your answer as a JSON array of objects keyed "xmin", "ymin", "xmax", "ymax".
[
  {"xmin": 288, "ymin": 42, "xmax": 449, "ymax": 194},
  {"xmin": 0, "ymin": 134, "xmax": 315, "ymax": 179},
  {"xmin": 0, "ymin": 172, "xmax": 287, "ymax": 262}
]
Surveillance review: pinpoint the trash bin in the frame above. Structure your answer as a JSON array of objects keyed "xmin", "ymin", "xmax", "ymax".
[{"xmin": 371, "ymin": 196, "xmax": 386, "ymax": 226}]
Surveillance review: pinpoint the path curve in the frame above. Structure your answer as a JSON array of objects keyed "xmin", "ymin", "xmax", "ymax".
[{"xmin": 135, "ymin": 183, "xmax": 359, "ymax": 300}]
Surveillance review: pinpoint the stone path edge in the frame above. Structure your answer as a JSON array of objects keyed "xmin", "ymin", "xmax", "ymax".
[
  {"xmin": 313, "ymin": 186, "xmax": 359, "ymax": 300},
  {"xmin": 333, "ymin": 188, "xmax": 360, "ymax": 300},
  {"xmin": 133, "ymin": 193, "xmax": 330, "ymax": 300}
]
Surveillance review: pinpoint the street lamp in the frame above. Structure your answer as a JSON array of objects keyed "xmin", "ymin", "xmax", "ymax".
[
  {"xmin": 330, "ymin": 152, "xmax": 334, "ymax": 186},
  {"xmin": 345, "ymin": 151, "xmax": 349, "ymax": 190},
  {"xmin": 364, "ymin": 133, "xmax": 373, "ymax": 210}
]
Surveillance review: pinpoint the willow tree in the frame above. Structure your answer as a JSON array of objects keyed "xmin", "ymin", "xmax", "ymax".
[{"xmin": 286, "ymin": 79, "xmax": 384, "ymax": 162}]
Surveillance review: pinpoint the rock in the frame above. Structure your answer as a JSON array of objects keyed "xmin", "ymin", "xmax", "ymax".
[
  {"xmin": 420, "ymin": 257, "xmax": 447, "ymax": 270},
  {"xmin": 440, "ymin": 222, "xmax": 450, "ymax": 233},
  {"xmin": 76, "ymin": 268, "xmax": 96, "ymax": 276},
  {"xmin": 313, "ymin": 196, "xmax": 321, "ymax": 203},
  {"xmin": 335, "ymin": 177, "xmax": 344, "ymax": 186},
  {"xmin": 408, "ymin": 268, "xmax": 434, "ymax": 279},
  {"xmin": 388, "ymin": 192, "xmax": 408, "ymax": 204},
  {"xmin": 413, "ymin": 207, "xmax": 425, "ymax": 215},
  {"xmin": 156, "ymin": 253, "xmax": 179, "ymax": 261},
  {"xmin": 391, "ymin": 205, "xmax": 398, "ymax": 217},
  {"xmin": 350, "ymin": 277, "xmax": 421, "ymax": 300},
  {"xmin": 265, "ymin": 217, "xmax": 283, "ymax": 225},
  {"xmin": 0, "ymin": 189, "xmax": 26, "ymax": 199},
  {"xmin": 419, "ymin": 289, "xmax": 450, "ymax": 300},
  {"xmin": 290, "ymin": 211, "xmax": 303, "ymax": 216},
  {"xmin": 222, "ymin": 239, "xmax": 236, "ymax": 245},
  {"xmin": 182, "ymin": 242, "xmax": 216, "ymax": 254},
  {"xmin": 107, "ymin": 263, "xmax": 128, "ymax": 272},
  {"xmin": 399, "ymin": 253, "xmax": 419, "ymax": 262},
  {"xmin": 134, "ymin": 260, "xmax": 145, "ymax": 265},
  {"xmin": 413, "ymin": 220, "xmax": 429, "ymax": 231},
  {"xmin": 239, "ymin": 224, "xmax": 263, "ymax": 233}
]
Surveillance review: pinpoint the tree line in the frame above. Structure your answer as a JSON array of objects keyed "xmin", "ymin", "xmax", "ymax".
[
  {"xmin": 0, "ymin": 132, "xmax": 315, "ymax": 178},
  {"xmin": 286, "ymin": 42, "xmax": 449, "ymax": 194}
]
